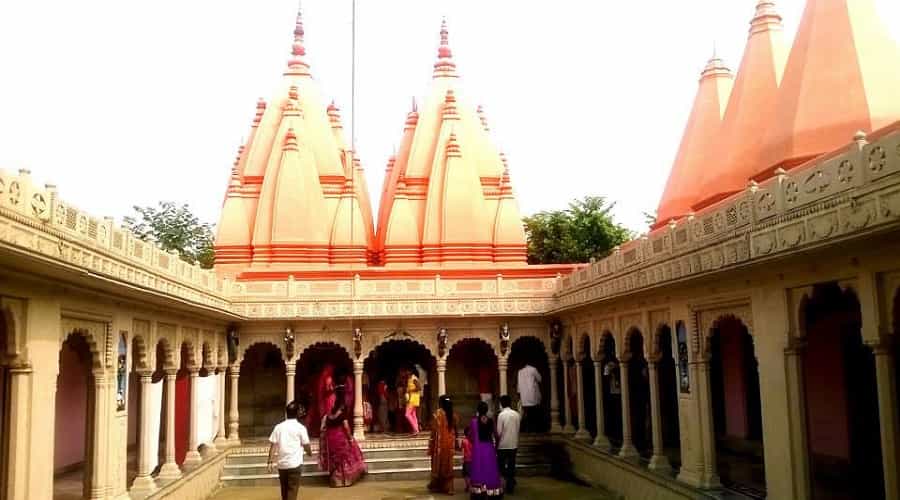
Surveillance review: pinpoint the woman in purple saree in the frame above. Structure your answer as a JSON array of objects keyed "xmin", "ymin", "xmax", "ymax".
[{"xmin": 468, "ymin": 401, "xmax": 503, "ymax": 499}]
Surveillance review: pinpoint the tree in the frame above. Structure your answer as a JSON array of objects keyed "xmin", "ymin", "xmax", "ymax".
[
  {"xmin": 523, "ymin": 196, "xmax": 632, "ymax": 264},
  {"xmin": 123, "ymin": 202, "xmax": 215, "ymax": 269}
]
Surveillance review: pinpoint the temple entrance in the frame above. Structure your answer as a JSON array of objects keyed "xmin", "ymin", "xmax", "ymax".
[
  {"xmin": 580, "ymin": 336, "xmax": 597, "ymax": 438},
  {"xmin": 803, "ymin": 283, "xmax": 883, "ymax": 499},
  {"xmin": 626, "ymin": 330, "xmax": 651, "ymax": 457},
  {"xmin": 507, "ymin": 336, "xmax": 550, "ymax": 432},
  {"xmin": 364, "ymin": 338, "xmax": 435, "ymax": 434},
  {"xmin": 600, "ymin": 332, "xmax": 622, "ymax": 446},
  {"xmin": 709, "ymin": 316, "xmax": 765, "ymax": 494},
  {"xmin": 656, "ymin": 325, "xmax": 681, "ymax": 468},
  {"xmin": 294, "ymin": 342, "xmax": 353, "ymax": 437},
  {"xmin": 239, "ymin": 343, "xmax": 286, "ymax": 437},
  {"xmin": 447, "ymin": 338, "xmax": 498, "ymax": 419},
  {"xmin": 54, "ymin": 333, "xmax": 94, "ymax": 499}
]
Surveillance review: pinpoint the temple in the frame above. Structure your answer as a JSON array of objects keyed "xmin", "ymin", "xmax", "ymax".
[{"xmin": 2, "ymin": 1, "xmax": 900, "ymax": 499}]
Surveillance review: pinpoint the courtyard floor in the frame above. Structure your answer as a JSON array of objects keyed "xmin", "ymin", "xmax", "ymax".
[{"xmin": 211, "ymin": 477, "xmax": 607, "ymax": 500}]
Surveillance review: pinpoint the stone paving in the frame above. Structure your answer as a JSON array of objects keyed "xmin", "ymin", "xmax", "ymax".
[{"xmin": 211, "ymin": 477, "xmax": 608, "ymax": 499}]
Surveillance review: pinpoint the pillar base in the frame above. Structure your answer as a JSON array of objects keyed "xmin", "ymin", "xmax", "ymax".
[
  {"xmin": 214, "ymin": 435, "xmax": 229, "ymax": 448},
  {"xmin": 129, "ymin": 474, "xmax": 158, "ymax": 499},
  {"xmin": 549, "ymin": 411, "xmax": 562, "ymax": 433},
  {"xmin": 202, "ymin": 442, "xmax": 218, "ymax": 458},
  {"xmin": 648, "ymin": 454, "xmax": 672, "ymax": 473},
  {"xmin": 228, "ymin": 436, "xmax": 242, "ymax": 447},
  {"xmin": 573, "ymin": 429, "xmax": 592, "ymax": 442},
  {"xmin": 699, "ymin": 472, "xmax": 722, "ymax": 490},
  {"xmin": 618, "ymin": 443, "xmax": 639, "ymax": 460},
  {"xmin": 157, "ymin": 462, "xmax": 183, "ymax": 483},
  {"xmin": 592, "ymin": 435, "xmax": 611, "ymax": 450},
  {"xmin": 676, "ymin": 467, "xmax": 704, "ymax": 488},
  {"xmin": 183, "ymin": 450, "xmax": 202, "ymax": 469}
]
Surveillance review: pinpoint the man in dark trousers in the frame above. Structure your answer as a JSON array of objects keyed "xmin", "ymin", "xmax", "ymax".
[
  {"xmin": 496, "ymin": 394, "xmax": 522, "ymax": 494},
  {"xmin": 267, "ymin": 401, "xmax": 312, "ymax": 500}
]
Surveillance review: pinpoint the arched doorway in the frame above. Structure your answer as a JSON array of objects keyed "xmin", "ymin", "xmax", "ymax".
[
  {"xmin": 600, "ymin": 332, "xmax": 622, "ymax": 446},
  {"xmin": 626, "ymin": 329, "xmax": 651, "ymax": 458},
  {"xmin": 294, "ymin": 342, "xmax": 353, "ymax": 437},
  {"xmin": 239, "ymin": 343, "xmax": 286, "ymax": 438},
  {"xmin": 507, "ymin": 336, "xmax": 550, "ymax": 433},
  {"xmin": 364, "ymin": 338, "xmax": 435, "ymax": 434},
  {"xmin": 580, "ymin": 335, "xmax": 597, "ymax": 438},
  {"xmin": 803, "ymin": 283, "xmax": 882, "ymax": 499},
  {"xmin": 656, "ymin": 325, "xmax": 681, "ymax": 468},
  {"xmin": 54, "ymin": 332, "xmax": 96, "ymax": 499},
  {"xmin": 447, "ymin": 338, "xmax": 498, "ymax": 419},
  {"xmin": 709, "ymin": 316, "xmax": 765, "ymax": 494}
]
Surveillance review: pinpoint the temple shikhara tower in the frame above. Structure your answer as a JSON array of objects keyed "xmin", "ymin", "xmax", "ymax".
[{"xmin": 2, "ymin": 1, "xmax": 900, "ymax": 499}]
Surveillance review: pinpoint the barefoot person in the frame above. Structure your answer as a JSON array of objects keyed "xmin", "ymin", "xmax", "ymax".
[
  {"xmin": 267, "ymin": 401, "xmax": 312, "ymax": 500},
  {"xmin": 318, "ymin": 386, "xmax": 367, "ymax": 487}
]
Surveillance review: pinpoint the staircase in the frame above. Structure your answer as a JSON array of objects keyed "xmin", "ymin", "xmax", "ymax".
[{"xmin": 221, "ymin": 434, "xmax": 554, "ymax": 486}]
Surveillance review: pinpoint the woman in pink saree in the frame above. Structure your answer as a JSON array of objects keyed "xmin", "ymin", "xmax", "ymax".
[
  {"xmin": 319, "ymin": 386, "xmax": 367, "ymax": 487},
  {"xmin": 308, "ymin": 364, "xmax": 336, "ymax": 435}
]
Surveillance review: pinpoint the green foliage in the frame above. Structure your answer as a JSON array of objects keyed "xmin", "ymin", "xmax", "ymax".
[
  {"xmin": 642, "ymin": 210, "xmax": 658, "ymax": 227},
  {"xmin": 523, "ymin": 196, "xmax": 632, "ymax": 264},
  {"xmin": 123, "ymin": 202, "xmax": 215, "ymax": 269}
]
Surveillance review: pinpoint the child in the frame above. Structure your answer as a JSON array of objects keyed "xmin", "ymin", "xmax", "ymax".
[{"xmin": 461, "ymin": 425, "xmax": 473, "ymax": 492}]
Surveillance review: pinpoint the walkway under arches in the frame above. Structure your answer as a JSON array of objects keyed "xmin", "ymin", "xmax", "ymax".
[
  {"xmin": 239, "ymin": 343, "xmax": 286, "ymax": 438},
  {"xmin": 599, "ymin": 332, "xmax": 622, "ymax": 447},
  {"xmin": 655, "ymin": 324, "xmax": 681, "ymax": 469},
  {"xmin": 53, "ymin": 332, "xmax": 96, "ymax": 500},
  {"xmin": 295, "ymin": 342, "xmax": 353, "ymax": 437},
  {"xmin": 364, "ymin": 338, "xmax": 435, "ymax": 434},
  {"xmin": 508, "ymin": 335, "xmax": 550, "ymax": 433},
  {"xmin": 446, "ymin": 338, "xmax": 497, "ymax": 418},
  {"xmin": 624, "ymin": 329, "xmax": 650, "ymax": 458}
]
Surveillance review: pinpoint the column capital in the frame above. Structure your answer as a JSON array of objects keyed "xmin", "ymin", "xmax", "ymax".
[
  {"xmin": 784, "ymin": 336, "xmax": 808, "ymax": 355},
  {"xmin": 229, "ymin": 365, "xmax": 240, "ymax": 376},
  {"xmin": 164, "ymin": 368, "xmax": 178, "ymax": 378},
  {"xmin": 286, "ymin": 364, "xmax": 296, "ymax": 375},
  {"xmin": 353, "ymin": 360, "xmax": 364, "ymax": 372},
  {"xmin": 188, "ymin": 367, "xmax": 201, "ymax": 376},
  {"xmin": 437, "ymin": 357, "xmax": 447, "ymax": 369},
  {"xmin": 136, "ymin": 369, "xmax": 154, "ymax": 380},
  {"xmin": 7, "ymin": 360, "xmax": 33, "ymax": 374},
  {"xmin": 866, "ymin": 334, "xmax": 895, "ymax": 355}
]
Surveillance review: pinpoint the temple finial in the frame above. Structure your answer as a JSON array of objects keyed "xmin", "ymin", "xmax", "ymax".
[
  {"xmin": 287, "ymin": 7, "xmax": 310, "ymax": 72},
  {"xmin": 433, "ymin": 18, "xmax": 457, "ymax": 78}
]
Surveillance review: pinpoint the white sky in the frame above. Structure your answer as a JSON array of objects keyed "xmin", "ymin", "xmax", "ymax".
[{"xmin": 1, "ymin": 1, "xmax": 899, "ymax": 233}]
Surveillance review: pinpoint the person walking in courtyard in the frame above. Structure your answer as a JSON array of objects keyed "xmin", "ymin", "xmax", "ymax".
[
  {"xmin": 428, "ymin": 395, "xmax": 458, "ymax": 495},
  {"xmin": 516, "ymin": 362, "xmax": 542, "ymax": 432},
  {"xmin": 462, "ymin": 424, "xmax": 474, "ymax": 492},
  {"xmin": 376, "ymin": 379, "xmax": 389, "ymax": 432},
  {"xmin": 478, "ymin": 364, "xmax": 495, "ymax": 416},
  {"xmin": 318, "ymin": 386, "xmax": 367, "ymax": 487},
  {"xmin": 267, "ymin": 401, "xmax": 312, "ymax": 500},
  {"xmin": 469, "ymin": 401, "xmax": 504, "ymax": 499},
  {"xmin": 406, "ymin": 366, "xmax": 422, "ymax": 434},
  {"xmin": 415, "ymin": 362, "xmax": 429, "ymax": 428},
  {"xmin": 496, "ymin": 395, "xmax": 521, "ymax": 494}
]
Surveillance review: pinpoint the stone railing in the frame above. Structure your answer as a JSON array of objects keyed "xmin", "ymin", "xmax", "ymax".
[
  {"xmin": 554, "ymin": 123, "xmax": 900, "ymax": 310},
  {"xmin": 0, "ymin": 169, "xmax": 230, "ymax": 311}
]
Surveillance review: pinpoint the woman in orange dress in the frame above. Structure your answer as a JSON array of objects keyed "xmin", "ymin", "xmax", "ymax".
[{"xmin": 427, "ymin": 395, "xmax": 457, "ymax": 494}]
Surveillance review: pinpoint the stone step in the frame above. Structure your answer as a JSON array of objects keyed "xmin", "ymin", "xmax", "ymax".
[{"xmin": 225, "ymin": 453, "xmax": 546, "ymax": 476}]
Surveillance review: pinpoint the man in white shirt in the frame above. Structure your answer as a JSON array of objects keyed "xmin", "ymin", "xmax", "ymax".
[
  {"xmin": 267, "ymin": 401, "xmax": 312, "ymax": 500},
  {"xmin": 496, "ymin": 395, "xmax": 522, "ymax": 494},
  {"xmin": 516, "ymin": 363, "xmax": 542, "ymax": 432}
]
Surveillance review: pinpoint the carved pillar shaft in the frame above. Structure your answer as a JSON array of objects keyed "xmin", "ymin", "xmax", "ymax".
[
  {"xmin": 227, "ymin": 366, "xmax": 240, "ymax": 444},
  {"xmin": 437, "ymin": 358, "xmax": 447, "ymax": 396},
  {"xmin": 353, "ymin": 361, "xmax": 365, "ymax": 441},
  {"xmin": 697, "ymin": 360, "xmax": 720, "ymax": 488},
  {"xmin": 184, "ymin": 369, "xmax": 202, "ymax": 467},
  {"xmin": 872, "ymin": 344, "xmax": 900, "ymax": 500},
  {"xmin": 89, "ymin": 370, "xmax": 108, "ymax": 499},
  {"xmin": 574, "ymin": 360, "xmax": 590, "ymax": 440},
  {"xmin": 286, "ymin": 364, "xmax": 296, "ymax": 405},
  {"xmin": 648, "ymin": 361, "xmax": 671, "ymax": 471},
  {"xmin": 618, "ymin": 360, "xmax": 638, "ymax": 458},
  {"xmin": 158, "ymin": 371, "xmax": 182, "ymax": 481},
  {"xmin": 562, "ymin": 359, "xmax": 574, "ymax": 433},
  {"xmin": 592, "ymin": 360, "xmax": 610, "ymax": 448},
  {"xmin": 498, "ymin": 358, "xmax": 508, "ymax": 397},
  {"xmin": 5, "ymin": 363, "xmax": 33, "ymax": 500},
  {"xmin": 549, "ymin": 355, "xmax": 562, "ymax": 433},
  {"xmin": 784, "ymin": 343, "xmax": 812, "ymax": 499},
  {"xmin": 214, "ymin": 368, "xmax": 228, "ymax": 448},
  {"xmin": 131, "ymin": 372, "xmax": 158, "ymax": 494}
]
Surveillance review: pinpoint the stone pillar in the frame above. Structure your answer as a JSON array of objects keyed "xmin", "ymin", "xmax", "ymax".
[
  {"xmin": 437, "ymin": 357, "xmax": 447, "ymax": 396},
  {"xmin": 5, "ymin": 362, "xmax": 33, "ymax": 500},
  {"xmin": 574, "ymin": 360, "xmax": 591, "ymax": 441},
  {"xmin": 353, "ymin": 360, "xmax": 365, "ymax": 441},
  {"xmin": 871, "ymin": 340, "xmax": 900, "ymax": 500},
  {"xmin": 592, "ymin": 360, "xmax": 610, "ymax": 448},
  {"xmin": 157, "ymin": 370, "xmax": 182, "ymax": 481},
  {"xmin": 562, "ymin": 358, "xmax": 575, "ymax": 433},
  {"xmin": 618, "ymin": 360, "xmax": 638, "ymax": 459},
  {"xmin": 784, "ymin": 339, "xmax": 812, "ymax": 499},
  {"xmin": 89, "ymin": 369, "xmax": 109, "ymax": 499},
  {"xmin": 647, "ymin": 360, "xmax": 671, "ymax": 472},
  {"xmin": 549, "ymin": 355, "xmax": 562, "ymax": 433},
  {"xmin": 286, "ymin": 362, "xmax": 296, "ymax": 405},
  {"xmin": 227, "ymin": 365, "xmax": 241, "ymax": 444},
  {"xmin": 498, "ymin": 357, "xmax": 508, "ymax": 397},
  {"xmin": 183, "ymin": 368, "xmax": 202, "ymax": 467},
  {"xmin": 130, "ymin": 372, "xmax": 158, "ymax": 496},
  {"xmin": 697, "ymin": 359, "xmax": 720, "ymax": 488},
  {"xmin": 214, "ymin": 367, "xmax": 228, "ymax": 448}
]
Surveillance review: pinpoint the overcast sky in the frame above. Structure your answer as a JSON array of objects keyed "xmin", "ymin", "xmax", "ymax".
[{"xmin": 1, "ymin": 1, "xmax": 899, "ymax": 233}]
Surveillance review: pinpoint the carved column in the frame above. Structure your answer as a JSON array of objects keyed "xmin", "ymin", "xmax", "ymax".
[
  {"xmin": 549, "ymin": 355, "xmax": 562, "ymax": 433},
  {"xmin": 353, "ymin": 360, "xmax": 365, "ymax": 441},
  {"xmin": 130, "ymin": 371, "xmax": 158, "ymax": 495},
  {"xmin": 437, "ymin": 357, "xmax": 447, "ymax": 396},
  {"xmin": 183, "ymin": 368, "xmax": 202, "ymax": 467},
  {"xmin": 562, "ymin": 357, "xmax": 575, "ymax": 433},
  {"xmin": 88, "ymin": 369, "xmax": 109, "ymax": 499},
  {"xmin": 618, "ymin": 359, "xmax": 639, "ymax": 459},
  {"xmin": 498, "ymin": 357, "xmax": 508, "ymax": 397},
  {"xmin": 870, "ymin": 339, "xmax": 900, "ymax": 500},
  {"xmin": 157, "ymin": 369, "xmax": 182, "ymax": 481},
  {"xmin": 227, "ymin": 365, "xmax": 241, "ymax": 444},
  {"xmin": 697, "ymin": 358, "xmax": 721, "ymax": 488},
  {"xmin": 784, "ymin": 338, "xmax": 812, "ymax": 499},
  {"xmin": 5, "ymin": 362, "xmax": 33, "ymax": 500},
  {"xmin": 214, "ymin": 366, "xmax": 228, "ymax": 448},
  {"xmin": 592, "ymin": 360, "xmax": 610, "ymax": 448},
  {"xmin": 286, "ymin": 362, "xmax": 296, "ymax": 405},
  {"xmin": 647, "ymin": 360, "xmax": 671, "ymax": 471},
  {"xmin": 574, "ymin": 359, "xmax": 591, "ymax": 440}
]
